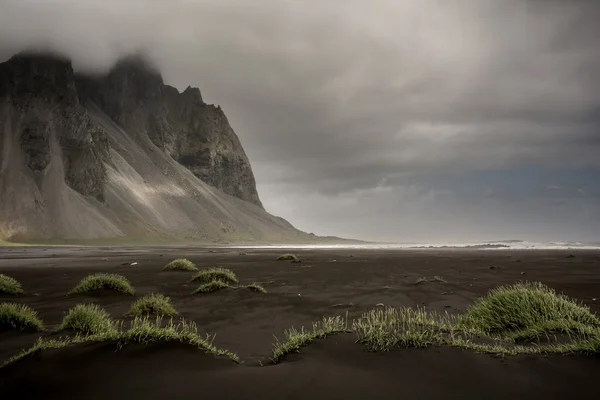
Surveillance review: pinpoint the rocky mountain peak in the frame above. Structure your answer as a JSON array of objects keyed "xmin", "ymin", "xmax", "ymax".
[
  {"xmin": 105, "ymin": 54, "xmax": 164, "ymax": 100},
  {"xmin": 181, "ymin": 85, "xmax": 204, "ymax": 104},
  {"xmin": 76, "ymin": 54, "xmax": 262, "ymax": 207},
  {"xmin": 0, "ymin": 51, "xmax": 79, "ymax": 106},
  {"xmin": 0, "ymin": 50, "xmax": 273, "ymax": 242}
]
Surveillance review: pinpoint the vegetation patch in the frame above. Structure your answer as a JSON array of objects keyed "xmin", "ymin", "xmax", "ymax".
[
  {"xmin": 126, "ymin": 293, "xmax": 178, "ymax": 317},
  {"xmin": 57, "ymin": 304, "xmax": 115, "ymax": 335},
  {"xmin": 414, "ymin": 276, "xmax": 446, "ymax": 285},
  {"xmin": 277, "ymin": 253, "xmax": 299, "ymax": 262},
  {"xmin": 354, "ymin": 306, "xmax": 453, "ymax": 352},
  {"xmin": 163, "ymin": 259, "xmax": 198, "ymax": 271},
  {"xmin": 271, "ymin": 281, "xmax": 600, "ymax": 362},
  {"xmin": 457, "ymin": 281, "xmax": 600, "ymax": 342},
  {"xmin": 0, "ymin": 274, "xmax": 24, "ymax": 295},
  {"xmin": 0, "ymin": 303, "xmax": 44, "ymax": 331},
  {"xmin": 193, "ymin": 280, "xmax": 233, "ymax": 294},
  {"xmin": 272, "ymin": 315, "xmax": 348, "ymax": 363},
  {"xmin": 244, "ymin": 283, "xmax": 267, "ymax": 294},
  {"xmin": 5, "ymin": 316, "xmax": 238, "ymax": 367},
  {"xmin": 190, "ymin": 268, "xmax": 238, "ymax": 285},
  {"xmin": 451, "ymin": 336, "xmax": 600, "ymax": 356},
  {"xmin": 113, "ymin": 317, "xmax": 236, "ymax": 361},
  {"xmin": 5, "ymin": 281, "xmax": 599, "ymax": 367},
  {"xmin": 68, "ymin": 273, "xmax": 135, "ymax": 296}
]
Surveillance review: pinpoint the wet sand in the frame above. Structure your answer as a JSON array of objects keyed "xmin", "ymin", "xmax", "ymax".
[{"xmin": 1, "ymin": 247, "xmax": 599, "ymax": 399}]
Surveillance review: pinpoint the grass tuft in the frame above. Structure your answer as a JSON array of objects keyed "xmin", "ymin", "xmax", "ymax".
[
  {"xmin": 163, "ymin": 259, "xmax": 198, "ymax": 271},
  {"xmin": 56, "ymin": 304, "xmax": 115, "ymax": 335},
  {"xmin": 415, "ymin": 276, "xmax": 446, "ymax": 284},
  {"xmin": 0, "ymin": 303, "xmax": 44, "ymax": 331},
  {"xmin": 277, "ymin": 253, "xmax": 299, "ymax": 262},
  {"xmin": 0, "ymin": 274, "xmax": 24, "ymax": 295},
  {"xmin": 272, "ymin": 315, "xmax": 347, "ymax": 363},
  {"xmin": 113, "ymin": 316, "xmax": 237, "ymax": 362},
  {"xmin": 68, "ymin": 273, "xmax": 135, "ymax": 296},
  {"xmin": 4, "ymin": 338, "xmax": 71, "ymax": 366},
  {"xmin": 457, "ymin": 281, "xmax": 600, "ymax": 341},
  {"xmin": 277, "ymin": 254, "xmax": 300, "ymax": 262},
  {"xmin": 193, "ymin": 280, "xmax": 233, "ymax": 294},
  {"xmin": 190, "ymin": 268, "xmax": 238, "ymax": 285},
  {"xmin": 353, "ymin": 306, "xmax": 453, "ymax": 352},
  {"xmin": 126, "ymin": 293, "xmax": 178, "ymax": 317},
  {"xmin": 245, "ymin": 283, "xmax": 267, "ymax": 294},
  {"xmin": 451, "ymin": 335, "xmax": 600, "ymax": 356},
  {"xmin": 269, "ymin": 282, "xmax": 600, "ymax": 362},
  {"xmin": 4, "ymin": 316, "xmax": 239, "ymax": 367}
]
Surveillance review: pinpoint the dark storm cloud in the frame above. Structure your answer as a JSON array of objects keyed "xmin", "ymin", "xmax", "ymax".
[{"xmin": 1, "ymin": 0, "xmax": 599, "ymax": 241}]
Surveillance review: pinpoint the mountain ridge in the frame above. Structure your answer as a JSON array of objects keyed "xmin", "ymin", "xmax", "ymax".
[{"xmin": 0, "ymin": 51, "xmax": 345, "ymax": 244}]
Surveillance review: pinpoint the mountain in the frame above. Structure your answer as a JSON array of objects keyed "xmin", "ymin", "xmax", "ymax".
[{"xmin": 0, "ymin": 51, "xmax": 321, "ymax": 244}]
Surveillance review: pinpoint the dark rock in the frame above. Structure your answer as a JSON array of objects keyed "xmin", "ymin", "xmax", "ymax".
[
  {"xmin": 59, "ymin": 111, "xmax": 110, "ymax": 202},
  {"xmin": 77, "ymin": 53, "xmax": 262, "ymax": 207},
  {"xmin": 20, "ymin": 117, "xmax": 51, "ymax": 173},
  {"xmin": 0, "ymin": 51, "xmax": 78, "ymax": 106},
  {"xmin": 1, "ymin": 53, "xmax": 109, "ymax": 201}
]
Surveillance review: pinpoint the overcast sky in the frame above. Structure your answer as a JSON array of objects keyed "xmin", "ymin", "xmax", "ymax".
[{"xmin": 1, "ymin": 0, "xmax": 599, "ymax": 243}]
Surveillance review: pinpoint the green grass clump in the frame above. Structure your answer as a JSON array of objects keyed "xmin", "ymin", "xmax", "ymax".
[
  {"xmin": 193, "ymin": 280, "xmax": 233, "ymax": 294},
  {"xmin": 3, "ymin": 338, "xmax": 70, "ymax": 366},
  {"xmin": 457, "ymin": 281, "xmax": 600, "ymax": 341},
  {"xmin": 414, "ymin": 276, "xmax": 445, "ymax": 284},
  {"xmin": 272, "ymin": 315, "xmax": 347, "ymax": 363},
  {"xmin": 451, "ymin": 335, "xmax": 600, "ymax": 356},
  {"xmin": 190, "ymin": 268, "xmax": 238, "ymax": 285},
  {"xmin": 0, "ymin": 274, "xmax": 24, "ymax": 295},
  {"xmin": 68, "ymin": 273, "xmax": 135, "ymax": 296},
  {"xmin": 353, "ymin": 306, "xmax": 452, "ymax": 352},
  {"xmin": 244, "ymin": 283, "xmax": 267, "ymax": 294},
  {"xmin": 0, "ymin": 303, "xmax": 44, "ymax": 331},
  {"xmin": 113, "ymin": 317, "xmax": 237, "ymax": 362},
  {"xmin": 163, "ymin": 259, "xmax": 198, "ymax": 271},
  {"xmin": 56, "ymin": 304, "xmax": 115, "ymax": 335},
  {"xmin": 5, "ymin": 316, "xmax": 238, "ymax": 367},
  {"xmin": 277, "ymin": 253, "xmax": 299, "ymax": 262},
  {"xmin": 126, "ymin": 293, "xmax": 178, "ymax": 317}
]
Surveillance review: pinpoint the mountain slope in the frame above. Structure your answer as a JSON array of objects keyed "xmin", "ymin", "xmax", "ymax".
[{"xmin": 0, "ymin": 52, "xmax": 308, "ymax": 243}]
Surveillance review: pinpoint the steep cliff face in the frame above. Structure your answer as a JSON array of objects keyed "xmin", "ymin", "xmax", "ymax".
[
  {"xmin": 78, "ymin": 55, "xmax": 262, "ymax": 207},
  {"xmin": 0, "ymin": 54, "xmax": 111, "ymax": 204},
  {"xmin": 0, "ymin": 52, "xmax": 303, "ymax": 242}
]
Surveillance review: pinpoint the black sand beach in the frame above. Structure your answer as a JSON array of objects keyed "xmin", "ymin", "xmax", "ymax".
[{"xmin": 1, "ymin": 247, "xmax": 599, "ymax": 399}]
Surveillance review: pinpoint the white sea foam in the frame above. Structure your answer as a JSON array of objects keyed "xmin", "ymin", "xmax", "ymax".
[{"xmin": 227, "ymin": 241, "xmax": 600, "ymax": 250}]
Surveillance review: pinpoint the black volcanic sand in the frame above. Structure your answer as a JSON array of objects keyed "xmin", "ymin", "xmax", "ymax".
[{"xmin": 1, "ymin": 247, "xmax": 599, "ymax": 399}]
